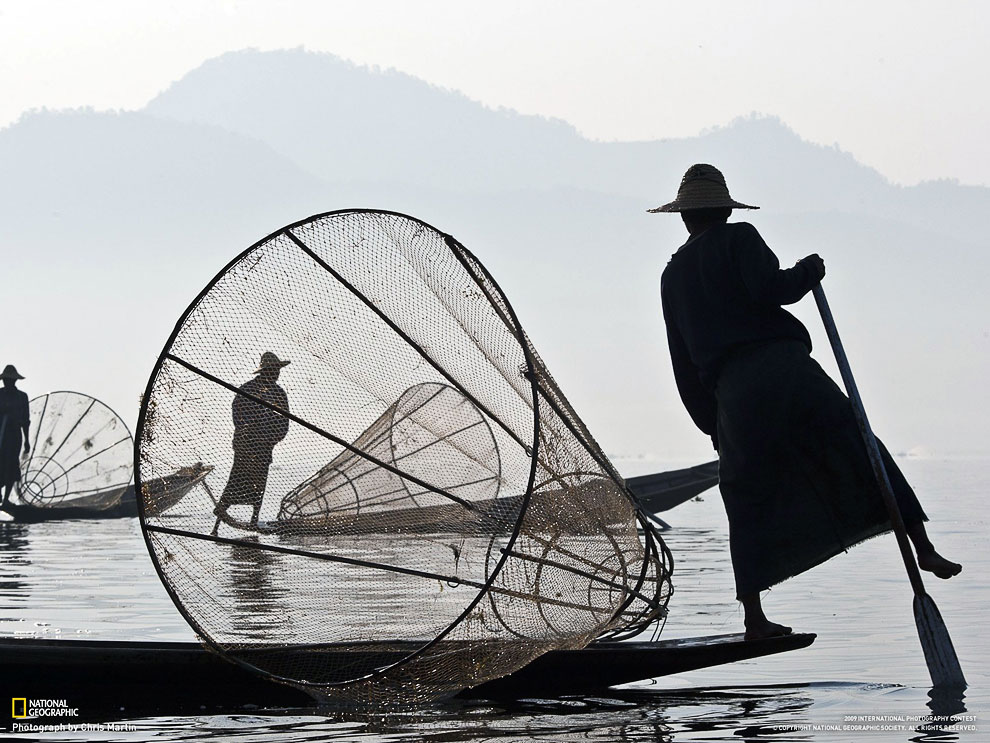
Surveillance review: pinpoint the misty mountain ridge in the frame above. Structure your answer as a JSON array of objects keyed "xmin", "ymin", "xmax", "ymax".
[
  {"xmin": 1, "ymin": 47, "xmax": 987, "ymax": 458},
  {"xmin": 5, "ymin": 47, "xmax": 988, "ymax": 247},
  {"xmin": 143, "ymin": 49, "xmax": 988, "ymax": 248}
]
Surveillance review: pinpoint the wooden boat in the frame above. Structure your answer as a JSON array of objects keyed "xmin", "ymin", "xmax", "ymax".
[
  {"xmin": 0, "ymin": 462, "xmax": 710, "ymax": 527},
  {"xmin": 0, "ymin": 632, "xmax": 814, "ymax": 716},
  {"xmin": 141, "ymin": 463, "xmax": 214, "ymax": 516},
  {"xmin": 262, "ymin": 463, "xmax": 719, "ymax": 536},
  {"xmin": 625, "ymin": 461, "xmax": 718, "ymax": 513},
  {"xmin": 626, "ymin": 460, "xmax": 719, "ymax": 530},
  {"xmin": 1, "ymin": 486, "xmax": 135, "ymax": 523},
  {"xmin": 1, "ymin": 464, "xmax": 213, "ymax": 523}
]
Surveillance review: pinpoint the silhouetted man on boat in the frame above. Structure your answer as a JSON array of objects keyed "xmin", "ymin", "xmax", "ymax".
[
  {"xmin": 653, "ymin": 164, "xmax": 961, "ymax": 640},
  {"xmin": 211, "ymin": 352, "xmax": 290, "ymax": 535},
  {"xmin": 0, "ymin": 365, "xmax": 30, "ymax": 510}
]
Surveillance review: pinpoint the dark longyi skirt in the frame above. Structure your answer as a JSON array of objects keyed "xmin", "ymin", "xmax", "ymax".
[
  {"xmin": 219, "ymin": 447, "xmax": 273, "ymax": 509},
  {"xmin": 715, "ymin": 340, "xmax": 926, "ymax": 597}
]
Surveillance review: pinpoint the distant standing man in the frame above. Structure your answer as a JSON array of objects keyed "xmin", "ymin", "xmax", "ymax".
[
  {"xmin": 211, "ymin": 352, "xmax": 291, "ymax": 534},
  {"xmin": 654, "ymin": 164, "xmax": 960, "ymax": 640},
  {"xmin": 0, "ymin": 365, "xmax": 30, "ymax": 509}
]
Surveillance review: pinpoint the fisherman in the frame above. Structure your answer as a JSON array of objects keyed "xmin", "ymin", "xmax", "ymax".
[
  {"xmin": 211, "ymin": 352, "xmax": 291, "ymax": 535},
  {"xmin": 0, "ymin": 365, "xmax": 30, "ymax": 509},
  {"xmin": 653, "ymin": 164, "xmax": 961, "ymax": 640}
]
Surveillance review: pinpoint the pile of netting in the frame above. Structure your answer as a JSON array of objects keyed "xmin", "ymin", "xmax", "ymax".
[
  {"xmin": 17, "ymin": 391, "xmax": 133, "ymax": 510},
  {"xmin": 136, "ymin": 209, "xmax": 673, "ymax": 705}
]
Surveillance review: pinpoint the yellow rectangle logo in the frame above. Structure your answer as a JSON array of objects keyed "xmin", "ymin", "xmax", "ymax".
[{"xmin": 11, "ymin": 698, "xmax": 27, "ymax": 718}]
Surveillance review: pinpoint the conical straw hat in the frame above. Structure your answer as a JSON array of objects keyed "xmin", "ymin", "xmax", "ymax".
[{"xmin": 647, "ymin": 164, "xmax": 759, "ymax": 213}]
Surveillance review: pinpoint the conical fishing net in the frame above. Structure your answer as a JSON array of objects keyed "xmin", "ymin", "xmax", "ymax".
[
  {"xmin": 136, "ymin": 209, "xmax": 673, "ymax": 705},
  {"xmin": 17, "ymin": 391, "xmax": 133, "ymax": 509}
]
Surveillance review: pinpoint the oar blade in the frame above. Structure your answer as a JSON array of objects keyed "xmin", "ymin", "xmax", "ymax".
[{"xmin": 914, "ymin": 593, "xmax": 966, "ymax": 689}]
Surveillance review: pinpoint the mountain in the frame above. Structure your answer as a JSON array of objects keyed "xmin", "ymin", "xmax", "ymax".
[
  {"xmin": 144, "ymin": 49, "xmax": 588, "ymax": 195},
  {"xmin": 144, "ymin": 49, "xmax": 990, "ymax": 250},
  {"xmin": 2, "ymin": 48, "xmax": 987, "ymax": 459}
]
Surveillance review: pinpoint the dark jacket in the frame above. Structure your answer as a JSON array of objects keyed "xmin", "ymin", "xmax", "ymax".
[
  {"xmin": 660, "ymin": 221, "xmax": 926, "ymax": 595},
  {"xmin": 232, "ymin": 377, "xmax": 290, "ymax": 452},
  {"xmin": 660, "ymin": 222, "xmax": 820, "ymax": 438}
]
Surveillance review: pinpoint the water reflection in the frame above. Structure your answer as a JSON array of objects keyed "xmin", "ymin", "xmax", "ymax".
[
  {"xmin": 111, "ymin": 686, "xmax": 820, "ymax": 742},
  {"xmin": 917, "ymin": 685, "xmax": 968, "ymax": 741},
  {"xmin": 0, "ymin": 523, "xmax": 31, "ymax": 605},
  {"xmin": 0, "ymin": 459, "xmax": 984, "ymax": 742},
  {"xmin": 228, "ymin": 537, "xmax": 288, "ymax": 638},
  {"xmin": 612, "ymin": 686, "xmax": 815, "ymax": 743}
]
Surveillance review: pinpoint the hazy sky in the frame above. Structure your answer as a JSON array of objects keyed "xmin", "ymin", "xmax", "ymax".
[{"xmin": 2, "ymin": 0, "xmax": 988, "ymax": 186}]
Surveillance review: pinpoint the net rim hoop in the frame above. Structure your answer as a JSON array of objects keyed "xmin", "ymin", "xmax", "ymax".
[
  {"xmin": 133, "ymin": 208, "xmax": 542, "ymax": 692},
  {"xmin": 19, "ymin": 390, "xmax": 135, "ymax": 505}
]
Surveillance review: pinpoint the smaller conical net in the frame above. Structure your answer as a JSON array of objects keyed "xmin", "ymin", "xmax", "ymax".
[
  {"xmin": 136, "ymin": 209, "xmax": 673, "ymax": 705},
  {"xmin": 17, "ymin": 391, "xmax": 133, "ymax": 509},
  {"xmin": 277, "ymin": 382, "xmax": 501, "ymax": 534}
]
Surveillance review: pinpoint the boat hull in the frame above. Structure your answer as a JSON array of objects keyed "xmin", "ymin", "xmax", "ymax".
[{"xmin": 0, "ymin": 632, "xmax": 814, "ymax": 717}]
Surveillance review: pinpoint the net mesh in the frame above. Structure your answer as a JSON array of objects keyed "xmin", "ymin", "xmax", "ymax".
[
  {"xmin": 17, "ymin": 391, "xmax": 133, "ymax": 509},
  {"xmin": 136, "ymin": 210, "xmax": 673, "ymax": 705}
]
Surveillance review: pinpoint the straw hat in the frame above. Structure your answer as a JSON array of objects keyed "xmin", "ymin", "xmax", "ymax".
[
  {"xmin": 0, "ymin": 364, "xmax": 24, "ymax": 380},
  {"xmin": 647, "ymin": 164, "xmax": 759, "ymax": 213},
  {"xmin": 253, "ymin": 352, "xmax": 290, "ymax": 375}
]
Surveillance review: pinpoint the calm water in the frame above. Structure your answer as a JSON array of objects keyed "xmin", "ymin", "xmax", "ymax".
[{"xmin": 0, "ymin": 456, "xmax": 985, "ymax": 741}]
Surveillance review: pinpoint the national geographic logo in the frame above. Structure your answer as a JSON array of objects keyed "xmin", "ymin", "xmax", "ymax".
[
  {"xmin": 10, "ymin": 697, "xmax": 79, "ymax": 719},
  {"xmin": 7, "ymin": 697, "xmax": 137, "ymax": 735}
]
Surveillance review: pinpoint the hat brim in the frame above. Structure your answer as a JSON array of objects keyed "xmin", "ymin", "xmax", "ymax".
[
  {"xmin": 647, "ymin": 198, "xmax": 759, "ymax": 213},
  {"xmin": 0, "ymin": 372, "xmax": 24, "ymax": 380}
]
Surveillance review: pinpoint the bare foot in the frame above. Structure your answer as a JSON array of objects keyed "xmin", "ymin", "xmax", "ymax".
[
  {"xmin": 744, "ymin": 620, "xmax": 793, "ymax": 641},
  {"xmin": 918, "ymin": 550, "xmax": 962, "ymax": 580}
]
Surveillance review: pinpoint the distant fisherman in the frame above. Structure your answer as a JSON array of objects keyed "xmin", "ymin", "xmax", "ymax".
[
  {"xmin": 653, "ymin": 164, "xmax": 961, "ymax": 640},
  {"xmin": 0, "ymin": 364, "xmax": 30, "ymax": 509},
  {"xmin": 211, "ymin": 352, "xmax": 291, "ymax": 535}
]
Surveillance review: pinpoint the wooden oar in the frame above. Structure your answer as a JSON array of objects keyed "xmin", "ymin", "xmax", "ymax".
[{"xmin": 812, "ymin": 284, "xmax": 965, "ymax": 688}]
